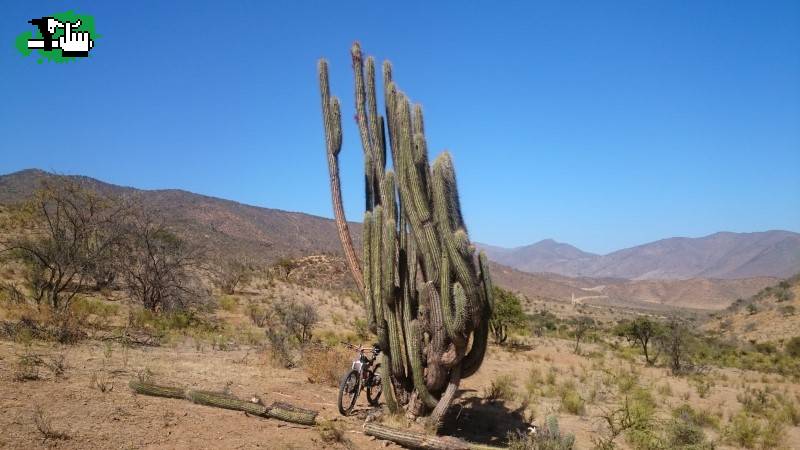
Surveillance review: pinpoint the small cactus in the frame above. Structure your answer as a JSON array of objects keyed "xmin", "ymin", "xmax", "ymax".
[{"xmin": 319, "ymin": 42, "xmax": 493, "ymax": 424}]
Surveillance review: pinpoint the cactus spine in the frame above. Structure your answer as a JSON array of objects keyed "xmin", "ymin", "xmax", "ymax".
[{"xmin": 319, "ymin": 42, "xmax": 493, "ymax": 425}]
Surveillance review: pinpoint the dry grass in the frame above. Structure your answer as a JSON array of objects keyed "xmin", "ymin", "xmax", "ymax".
[
  {"xmin": 303, "ymin": 345, "xmax": 349, "ymax": 387},
  {"xmin": 484, "ymin": 374, "xmax": 517, "ymax": 402}
]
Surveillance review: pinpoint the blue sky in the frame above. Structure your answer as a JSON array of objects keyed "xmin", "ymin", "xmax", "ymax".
[{"xmin": 1, "ymin": 1, "xmax": 798, "ymax": 254}]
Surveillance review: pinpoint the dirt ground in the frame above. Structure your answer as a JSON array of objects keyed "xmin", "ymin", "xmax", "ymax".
[{"xmin": 2, "ymin": 334, "xmax": 798, "ymax": 450}]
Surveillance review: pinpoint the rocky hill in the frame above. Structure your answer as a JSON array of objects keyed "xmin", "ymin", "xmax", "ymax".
[{"xmin": 0, "ymin": 169, "xmax": 779, "ymax": 311}]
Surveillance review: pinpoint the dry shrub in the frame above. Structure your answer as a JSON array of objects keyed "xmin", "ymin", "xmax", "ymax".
[
  {"xmin": 304, "ymin": 345, "xmax": 348, "ymax": 387},
  {"xmin": 247, "ymin": 302, "xmax": 269, "ymax": 327},
  {"xmin": 32, "ymin": 405, "xmax": 69, "ymax": 442},
  {"xmin": 90, "ymin": 371, "xmax": 113, "ymax": 392},
  {"xmin": 13, "ymin": 350, "xmax": 41, "ymax": 382},
  {"xmin": 484, "ymin": 374, "xmax": 516, "ymax": 402},
  {"xmin": 317, "ymin": 419, "xmax": 352, "ymax": 448},
  {"xmin": 265, "ymin": 328, "xmax": 294, "ymax": 368}
]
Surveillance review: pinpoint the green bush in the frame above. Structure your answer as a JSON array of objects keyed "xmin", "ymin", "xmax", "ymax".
[
  {"xmin": 559, "ymin": 387, "xmax": 585, "ymax": 416},
  {"xmin": 665, "ymin": 416, "xmax": 711, "ymax": 449},
  {"xmin": 218, "ymin": 295, "xmax": 238, "ymax": 312},
  {"xmin": 785, "ymin": 336, "xmax": 800, "ymax": 358},
  {"xmin": 724, "ymin": 411, "xmax": 761, "ymax": 449},
  {"xmin": 490, "ymin": 287, "xmax": 527, "ymax": 344},
  {"xmin": 71, "ymin": 297, "xmax": 119, "ymax": 330}
]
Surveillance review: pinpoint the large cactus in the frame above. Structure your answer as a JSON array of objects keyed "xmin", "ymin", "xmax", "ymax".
[{"xmin": 319, "ymin": 43, "xmax": 493, "ymax": 424}]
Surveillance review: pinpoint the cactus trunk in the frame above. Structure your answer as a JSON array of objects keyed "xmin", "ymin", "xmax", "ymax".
[{"xmin": 319, "ymin": 42, "xmax": 493, "ymax": 423}]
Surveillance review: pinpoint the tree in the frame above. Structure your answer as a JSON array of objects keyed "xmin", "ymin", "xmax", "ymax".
[
  {"xmin": 571, "ymin": 316, "xmax": 595, "ymax": 354},
  {"xmin": 1, "ymin": 179, "xmax": 127, "ymax": 314},
  {"xmin": 658, "ymin": 318, "xmax": 693, "ymax": 374},
  {"xmin": 216, "ymin": 258, "xmax": 254, "ymax": 294},
  {"xmin": 489, "ymin": 286, "xmax": 526, "ymax": 344},
  {"xmin": 270, "ymin": 299, "xmax": 319, "ymax": 344},
  {"xmin": 617, "ymin": 317, "xmax": 663, "ymax": 365},
  {"xmin": 119, "ymin": 209, "xmax": 207, "ymax": 312}
]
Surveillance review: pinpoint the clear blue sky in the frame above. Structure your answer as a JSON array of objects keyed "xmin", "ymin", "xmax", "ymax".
[{"xmin": 1, "ymin": 1, "xmax": 798, "ymax": 254}]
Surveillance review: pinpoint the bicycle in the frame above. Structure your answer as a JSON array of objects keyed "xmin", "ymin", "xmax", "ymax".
[{"xmin": 337, "ymin": 342, "xmax": 382, "ymax": 415}]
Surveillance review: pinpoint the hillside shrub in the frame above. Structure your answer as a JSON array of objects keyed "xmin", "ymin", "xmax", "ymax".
[
  {"xmin": 724, "ymin": 411, "xmax": 761, "ymax": 449},
  {"xmin": 785, "ymin": 336, "xmax": 800, "ymax": 358}
]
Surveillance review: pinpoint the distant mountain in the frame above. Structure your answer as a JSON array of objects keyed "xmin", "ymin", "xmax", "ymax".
[
  {"xmin": 488, "ymin": 260, "xmax": 776, "ymax": 311},
  {"xmin": 0, "ymin": 169, "xmax": 360, "ymax": 266},
  {"xmin": 0, "ymin": 169, "xmax": 789, "ymax": 310},
  {"xmin": 479, "ymin": 231, "xmax": 800, "ymax": 280}
]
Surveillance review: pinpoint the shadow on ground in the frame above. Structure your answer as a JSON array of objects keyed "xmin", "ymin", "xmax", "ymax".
[{"xmin": 439, "ymin": 390, "xmax": 529, "ymax": 446}]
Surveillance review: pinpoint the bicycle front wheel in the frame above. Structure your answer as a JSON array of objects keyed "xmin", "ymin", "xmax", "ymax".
[{"xmin": 337, "ymin": 370, "xmax": 360, "ymax": 415}]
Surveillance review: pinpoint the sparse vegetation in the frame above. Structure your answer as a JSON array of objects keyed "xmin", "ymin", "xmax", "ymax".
[{"xmin": 508, "ymin": 415, "xmax": 575, "ymax": 450}]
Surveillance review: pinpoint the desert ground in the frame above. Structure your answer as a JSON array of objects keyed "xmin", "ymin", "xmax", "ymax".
[{"xmin": 2, "ymin": 270, "xmax": 798, "ymax": 450}]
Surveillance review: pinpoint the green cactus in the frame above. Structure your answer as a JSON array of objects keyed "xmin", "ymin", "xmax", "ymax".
[
  {"xmin": 128, "ymin": 380, "xmax": 186, "ymax": 399},
  {"xmin": 319, "ymin": 42, "xmax": 493, "ymax": 424},
  {"xmin": 129, "ymin": 380, "xmax": 318, "ymax": 425}
]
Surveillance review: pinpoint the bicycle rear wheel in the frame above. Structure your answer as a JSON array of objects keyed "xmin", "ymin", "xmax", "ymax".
[
  {"xmin": 366, "ymin": 363, "xmax": 382, "ymax": 406},
  {"xmin": 337, "ymin": 370, "xmax": 360, "ymax": 415}
]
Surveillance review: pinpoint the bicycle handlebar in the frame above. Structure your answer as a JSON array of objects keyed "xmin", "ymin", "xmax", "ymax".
[{"xmin": 340, "ymin": 342, "xmax": 378, "ymax": 354}]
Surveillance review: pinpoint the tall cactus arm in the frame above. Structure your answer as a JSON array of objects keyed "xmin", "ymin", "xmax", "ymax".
[
  {"xmin": 318, "ymin": 59, "xmax": 365, "ymax": 296},
  {"xmin": 432, "ymin": 153, "xmax": 481, "ymax": 323},
  {"xmin": 363, "ymin": 211, "xmax": 376, "ymax": 331},
  {"xmin": 372, "ymin": 206, "xmax": 386, "ymax": 347},
  {"xmin": 352, "ymin": 43, "xmax": 383, "ymax": 205},
  {"xmin": 366, "ymin": 56, "xmax": 385, "ymax": 172}
]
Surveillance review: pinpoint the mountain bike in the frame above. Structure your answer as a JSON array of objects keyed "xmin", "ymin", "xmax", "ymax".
[{"xmin": 337, "ymin": 342, "xmax": 382, "ymax": 415}]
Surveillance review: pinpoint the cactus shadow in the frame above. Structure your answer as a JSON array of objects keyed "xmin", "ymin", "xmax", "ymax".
[{"xmin": 439, "ymin": 391, "xmax": 529, "ymax": 446}]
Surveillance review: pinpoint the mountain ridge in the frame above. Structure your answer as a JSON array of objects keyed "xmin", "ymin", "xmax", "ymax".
[
  {"xmin": 478, "ymin": 229, "xmax": 800, "ymax": 280},
  {"xmin": 0, "ymin": 169, "xmax": 800, "ymax": 292}
]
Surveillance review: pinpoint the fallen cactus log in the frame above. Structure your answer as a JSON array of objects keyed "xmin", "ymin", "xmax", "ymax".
[
  {"xmin": 128, "ymin": 379, "xmax": 186, "ymax": 399},
  {"xmin": 128, "ymin": 380, "xmax": 317, "ymax": 425},
  {"xmin": 364, "ymin": 423, "xmax": 503, "ymax": 450}
]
